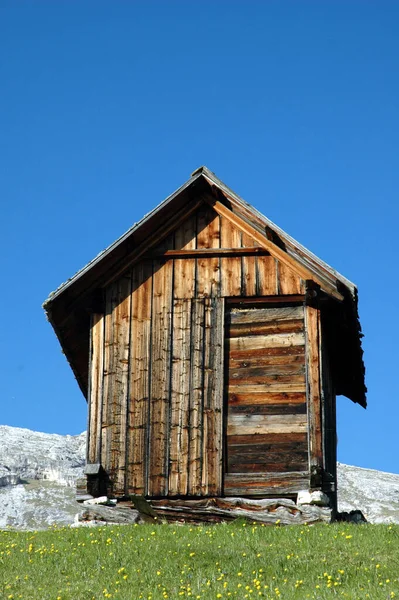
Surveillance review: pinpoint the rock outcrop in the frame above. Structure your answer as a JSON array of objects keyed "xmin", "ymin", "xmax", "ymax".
[
  {"xmin": 0, "ymin": 425, "xmax": 85, "ymax": 529},
  {"xmin": 0, "ymin": 425, "xmax": 86, "ymax": 486},
  {"xmin": 1, "ymin": 425, "xmax": 399, "ymax": 529},
  {"xmin": 337, "ymin": 462, "xmax": 399, "ymax": 524}
]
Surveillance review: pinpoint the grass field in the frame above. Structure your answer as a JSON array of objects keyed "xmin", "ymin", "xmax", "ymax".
[{"xmin": 0, "ymin": 521, "xmax": 398, "ymax": 600}]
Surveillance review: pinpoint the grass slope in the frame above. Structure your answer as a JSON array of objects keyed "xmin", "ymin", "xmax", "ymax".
[{"xmin": 1, "ymin": 522, "xmax": 398, "ymax": 600}]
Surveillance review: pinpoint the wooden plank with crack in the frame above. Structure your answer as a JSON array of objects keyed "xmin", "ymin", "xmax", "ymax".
[
  {"xmin": 306, "ymin": 304, "xmax": 323, "ymax": 479},
  {"xmin": 228, "ymin": 363, "xmax": 306, "ymax": 381},
  {"xmin": 196, "ymin": 206, "xmax": 220, "ymax": 297},
  {"xmin": 228, "ymin": 352, "xmax": 305, "ymax": 369},
  {"xmin": 241, "ymin": 232, "xmax": 258, "ymax": 296},
  {"xmin": 173, "ymin": 214, "xmax": 196, "ymax": 299},
  {"xmin": 87, "ymin": 313, "xmax": 104, "ymax": 466},
  {"xmin": 228, "ymin": 382, "xmax": 307, "ymax": 394},
  {"xmin": 188, "ymin": 299, "xmax": 205, "ymax": 496},
  {"xmin": 228, "ymin": 332, "xmax": 305, "ymax": 351},
  {"xmin": 148, "ymin": 258, "xmax": 173, "ymax": 497},
  {"xmin": 278, "ymin": 262, "xmax": 303, "ymax": 295},
  {"xmin": 101, "ymin": 281, "xmax": 118, "ymax": 491},
  {"xmin": 227, "ymin": 413, "xmax": 308, "ymax": 436},
  {"xmin": 201, "ymin": 298, "xmax": 224, "ymax": 495},
  {"xmin": 228, "ymin": 392, "xmax": 307, "ymax": 407},
  {"xmin": 110, "ymin": 273, "xmax": 132, "ymax": 495},
  {"xmin": 224, "ymin": 471, "xmax": 310, "ymax": 496},
  {"xmin": 257, "ymin": 255, "xmax": 278, "ymax": 295},
  {"xmin": 228, "ymin": 319, "xmax": 304, "ymax": 338},
  {"xmin": 228, "ymin": 305, "xmax": 304, "ymax": 324},
  {"xmin": 169, "ymin": 298, "xmax": 191, "ymax": 496},
  {"xmin": 127, "ymin": 261, "xmax": 152, "ymax": 496},
  {"xmin": 220, "ymin": 216, "xmax": 242, "ymax": 296}
]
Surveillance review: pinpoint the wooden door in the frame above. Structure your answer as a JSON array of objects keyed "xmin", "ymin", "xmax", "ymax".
[{"xmin": 224, "ymin": 304, "xmax": 309, "ymax": 496}]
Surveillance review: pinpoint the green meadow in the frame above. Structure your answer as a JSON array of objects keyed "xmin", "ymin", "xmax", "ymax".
[{"xmin": 1, "ymin": 521, "xmax": 398, "ymax": 600}]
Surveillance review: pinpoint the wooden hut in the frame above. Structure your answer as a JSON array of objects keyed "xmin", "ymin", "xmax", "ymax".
[{"xmin": 44, "ymin": 166, "xmax": 366, "ymax": 512}]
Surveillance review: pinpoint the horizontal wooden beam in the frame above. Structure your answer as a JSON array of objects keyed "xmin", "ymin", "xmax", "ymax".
[
  {"xmin": 145, "ymin": 247, "xmax": 270, "ymax": 259},
  {"xmin": 204, "ymin": 197, "xmax": 344, "ymax": 302},
  {"xmin": 226, "ymin": 295, "xmax": 305, "ymax": 306},
  {"xmin": 224, "ymin": 471, "xmax": 310, "ymax": 496}
]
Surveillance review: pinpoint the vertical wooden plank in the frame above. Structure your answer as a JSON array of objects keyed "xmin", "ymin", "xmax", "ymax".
[
  {"xmin": 241, "ymin": 232, "xmax": 257, "ymax": 296},
  {"xmin": 174, "ymin": 214, "xmax": 196, "ymax": 250},
  {"xmin": 213, "ymin": 297, "xmax": 225, "ymax": 495},
  {"xmin": 101, "ymin": 282, "xmax": 117, "ymax": 490},
  {"xmin": 278, "ymin": 262, "xmax": 302, "ymax": 295},
  {"xmin": 148, "ymin": 258, "xmax": 173, "ymax": 496},
  {"xmin": 152, "ymin": 233, "xmax": 174, "ymax": 253},
  {"xmin": 127, "ymin": 261, "xmax": 152, "ymax": 496},
  {"xmin": 110, "ymin": 274, "xmax": 132, "ymax": 495},
  {"xmin": 220, "ymin": 217, "xmax": 242, "ymax": 297},
  {"xmin": 174, "ymin": 215, "xmax": 196, "ymax": 299},
  {"xmin": 201, "ymin": 300, "xmax": 210, "ymax": 495},
  {"xmin": 305, "ymin": 305, "xmax": 323, "ymax": 482},
  {"xmin": 202, "ymin": 298, "xmax": 224, "ymax": 495},
  {"xmin": 257, "ymin": 256, "xmax": 278, "ymax": 295},
  {"xmin": 168, "ymin": 298, "xmax": 191, "ymax": 495},
  {"xmin": 188, "ymin": 299, "xmax": 205, "ymax": 495},
  {"xmin": 87, "ymin": 313, "xmax": 104, "ymax": 466},
  {"xmin": 196, "ymin": 206, "xmax": 220, "ymax": 297}
]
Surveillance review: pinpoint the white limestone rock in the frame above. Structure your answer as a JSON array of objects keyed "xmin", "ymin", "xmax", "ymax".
[
  {"xmin": 83, "ymin": 496, "xmax": 117, "ymax": 506},
  {"xmin": 1, "ymin": 425, "xmax": 399, "ymax": 528},
  {"xmin": 0, "ymin": 425, "xmax": 85, "ymax": 487},
  {"xmin": 297, "ymin": 490, "xmax": 330, "ymax": 507},
  {"xmin": 78, "ymin": 505, "xmax": 141, "ymax": 525},
  {"xmin": 0, "ymin": 425, "xmax": 86, "ymax": 530},
  {"xmin": 337, "ymin": 462, "xmax": 399, "ymax": 524}
]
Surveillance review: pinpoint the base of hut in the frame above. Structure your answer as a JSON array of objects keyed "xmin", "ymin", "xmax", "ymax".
[
  {"xmin": 76, "ymin": 480, "xmax": 332, "ymax": 525},
  {"xmin": 77, "ymin": 497, "xmax": 332, "ymax": 526},
  {"xmin": 147, "ymin": 497, "xmax": 332, "ymax": 525}
]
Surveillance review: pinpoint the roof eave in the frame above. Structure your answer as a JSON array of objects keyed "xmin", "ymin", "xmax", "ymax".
[{"xmin": 44, "ymin": 169, "xmax": 206, "ymax": 307}]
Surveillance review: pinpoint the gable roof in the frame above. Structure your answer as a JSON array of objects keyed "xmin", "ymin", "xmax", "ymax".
[{"xmin": 44, "ymin": 166, "xmax": 366, "ymax": 407}]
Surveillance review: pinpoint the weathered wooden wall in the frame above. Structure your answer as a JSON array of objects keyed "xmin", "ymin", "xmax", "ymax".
[{"xmin": 86, "ymin": 204, "xmax": 328, "ymax": 498}]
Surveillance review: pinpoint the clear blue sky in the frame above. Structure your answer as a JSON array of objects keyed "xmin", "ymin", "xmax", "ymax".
[{"xmin": 1, "ymin": 1, "xmax": 398, "ymax": 474}]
